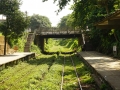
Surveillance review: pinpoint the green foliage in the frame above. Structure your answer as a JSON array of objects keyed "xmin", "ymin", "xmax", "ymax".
[
  {"xmin": 13, "ymin": 32, "xmax": 41, "ymax": 54},
  {"xmin": 57, "ymin": 14, "xmax": 75, "ymax": 31},
  {"xmin": 0, "ymin": 0, "xmax": 20, "ymax": 15},
  {"xmin": 0, "ymin": 55, "xmax": 55, "ymax": 89},
  {"xmin": 7, "ymin": 32, "xmax": 27, "ymax": 50},
  {"xmin": 45, "ymin": 38, "xmax": 80, "ymax": 53},
  {"xmin": 59, "ymin": 38, "xmax": 78, "ymax": 49},
  {"xmin": 30, "ymin": 14, "xmax": 51, "ymax": 31},
  {"xmin": 30, "ymin": 43, "xmax": 41, "ymax": 55},
  {"xmin": 0, "ymin": 53, "xmax": 96, "ymax": 89},
  {"xmin": 100, "ymin": 83, "xmax": 108, "ymax": 90},
  {"xmin": 43, "ymin": 0, "xmax": 120, "ymax": 56},
  {"xmin": 57, "ymin": 15, "xmax": 69, "ymax": 29},
  {"xmin": 14, "ymin": 36, "xmax": 26, "ymax": 52},
  {"xmin": 0, "ymin": 0, "xmax": 29, "ymax": 47}
]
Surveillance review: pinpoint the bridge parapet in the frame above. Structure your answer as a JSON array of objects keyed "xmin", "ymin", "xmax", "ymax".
[{"xmin": 36, "ymin": 27, "xmax": 81, "ymax": 35}]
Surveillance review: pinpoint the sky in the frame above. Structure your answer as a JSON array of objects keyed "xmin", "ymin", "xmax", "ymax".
[{"xmin": 20, "ymin": 0, "xmax": 73, "ymax": 27}]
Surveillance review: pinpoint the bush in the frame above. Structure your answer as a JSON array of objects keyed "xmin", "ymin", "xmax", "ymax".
[{"xmin": 30, "ymin": 43, "xmax": 41, "ymax": 55}]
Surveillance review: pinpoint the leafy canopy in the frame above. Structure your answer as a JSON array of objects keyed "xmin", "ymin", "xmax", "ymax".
[
  {"xmin": 30, "ymin": 14, "xmax": 51, "ymax": 31},
  {"xmin": 0, "ymin": 0, "xmax": 29, "ymax": 46}
]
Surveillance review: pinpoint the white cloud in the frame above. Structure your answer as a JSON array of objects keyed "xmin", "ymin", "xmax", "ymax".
[{"xmin": 20, "ymin": 0, "xmax": 72, "ymax": 26}]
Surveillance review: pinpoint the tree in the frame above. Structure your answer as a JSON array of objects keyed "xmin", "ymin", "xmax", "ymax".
[
  {"xmin": 43, "ymin": 0, "xmax": 120, "ymax": 55},
  {"xmin": 57, "ymin": 15, "xmax": 68, "ymax": 29},
  {"xmin": 30, "ymin": 14, "xmax": 51, "ymax": 31},
  {"xmin": 0, "ymin": 0, "xmax": 20, "ymax": 15},
  {"xmin": 0, "ymin": 0, "xmax": 29, "ymax": 54},
  {"xmin": 57, "ymin": 14, "xmax": 75, "ymax": 32},
  {"xmin": 0, "ymin": 0, "xmax": 29, "ymax": 39}
]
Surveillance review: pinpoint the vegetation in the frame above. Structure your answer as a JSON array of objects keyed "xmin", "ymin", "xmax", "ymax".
[
  {"xmin": 57, "ymin": 15, "xmax": 70, "ymax": 30},
  {"xmin": 30, "ymin": 43, "xmax": 41, "ymax": 55},
  {"xmin": 0, "ymin": 0, "xmax": 29, "ymax": 47},
  {"xmin": 0, "ymin": 55, "xmax": 55, "ymax": 90},
  {"xmin": 45, "ymin": 38, "xmax": 80, "ymax": 53},
  {"xmin": 30, "ymin": 14, "xmax": 51, "ymax": 31},
  {"xmin": 0, "ymin": 0, "xmax": 119, "ymax": 89},
  {"xmin": 43, "ymin": 0, "xmax": 120, "ymax": 56},
  {"xmin": 0, "ymin": 53, "xmax": 96, "ymax": 90}
]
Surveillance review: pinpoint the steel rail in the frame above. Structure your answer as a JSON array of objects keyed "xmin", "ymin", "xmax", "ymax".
[
  {"xmin": 70, "ymin": 55, "xmax": 83, "ymax": 90},
  {"xmin": 60, "ymin": 56, "xmax": 65, "ymax": 90},
  {"xmin": 61, "ymin": 55, "xmax": 83, "ymax": 90}
]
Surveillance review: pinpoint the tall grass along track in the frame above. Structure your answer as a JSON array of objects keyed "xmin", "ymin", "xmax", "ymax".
[
  {"xmin": 9, "ymin": 56, "xmax": 55, "ymax": 90},
  {"xmin": 70, "ymin": 54, "xmax": 82, "ymax": 90},
  {"xmin": 61, "ymin": 56, "xmax": 65, "ymax": 90},
  {"xmin": 0, "ymin": 63, "xmax": 30, "ymax": 84},
  {"xmin": 35, "ymin": 55, "xmax": 63, "ymax": 90},
  {"xmin": 0, "ymin": 55, "xmax": 55, "ymax": 90},
  {"xmin": 61, "ymin": 54, "xmax": 83, "ymax": 90}
]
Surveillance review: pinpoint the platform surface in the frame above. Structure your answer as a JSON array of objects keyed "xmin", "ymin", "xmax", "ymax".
[
  {"xmin": 78, "ymin": 51, "xmax": 120, "ymax": 90},
  {"xmin": 0, "ymin": 52, "xmax": 34, "ymax": 65}
]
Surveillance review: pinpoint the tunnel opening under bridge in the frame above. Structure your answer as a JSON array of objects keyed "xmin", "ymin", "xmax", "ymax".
[{"xmin": 34, "ymin": 34, "xmax": 83, "ymax": 54}]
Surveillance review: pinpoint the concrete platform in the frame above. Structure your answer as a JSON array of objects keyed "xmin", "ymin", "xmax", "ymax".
[
  {"xmin": 78, "ymin": 51, "xmax": 120, "ymax": 90},
  {"xmin": 0, "ymin": 52, "xmax": 35, "ymax": 70}
]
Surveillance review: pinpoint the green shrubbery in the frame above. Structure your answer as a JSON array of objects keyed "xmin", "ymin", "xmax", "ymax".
[
  {"xmin": 45, "ymin": 38, "xmax": 81, "ymax": 53},
  {"xmin": 30, "ymin": 43, "xmax": 41, "ymax": 55},
  {"xmin": 11, "ymin": 32, "xmax": 41, "ymax": 55}
]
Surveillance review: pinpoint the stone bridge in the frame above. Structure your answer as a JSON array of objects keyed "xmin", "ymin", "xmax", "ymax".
[
  {"xmin": 24, "ymin": 27, "xmax": 91, "ymax": 53},
  {"xmin": 34, "ymin": 27, "xmax": 84, "ymax": 52}
]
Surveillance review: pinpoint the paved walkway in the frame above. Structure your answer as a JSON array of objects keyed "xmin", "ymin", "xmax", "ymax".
[
  {"xmin": 0, "ymin": 52, "xmax": 35, "ymax": 65},
  {"xmin": 78, "ymin": 51, "xmax": 120, "ymax": 90}
]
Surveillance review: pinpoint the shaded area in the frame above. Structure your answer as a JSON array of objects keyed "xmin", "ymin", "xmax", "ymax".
[
  {"xmin": 95, "ymin": 10, "xmax": 120, "ymax": 29},
  {"xmin": 42, "ymin": 50, "xmax": 77, "ymax": 55}
]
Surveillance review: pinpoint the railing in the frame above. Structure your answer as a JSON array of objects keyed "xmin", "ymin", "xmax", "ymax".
[{"xmin": 36, "ymin": 27, "xmax": 81, "ymax": 35}]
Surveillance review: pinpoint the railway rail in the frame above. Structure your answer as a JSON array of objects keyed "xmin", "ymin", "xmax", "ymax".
[
  {"xmin": 11, "ymin": 57, "xmax": 54, "ymax": 90},
  {"xmin": 0, "ymin": 57, "xmax": 52, "ymax": 90},
  {"xmin": 0, "ymin": 54, "xmax": 97, "ymax": 89},
  {"xmin": 61, "ymin": 54, "xmax": 83, "ymax": 90}
]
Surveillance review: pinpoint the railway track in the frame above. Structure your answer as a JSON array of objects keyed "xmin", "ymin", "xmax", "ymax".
[
  {"xmin": 61, "ymin": 54, "xmax": 83, "ymax": 90},
  {"xmin": 0, "ymin": 54, "xmax": 97, "ymax": 89},
  {"xmin": 0, "ymin": 63, "xmax": 30, "ymax": 84},
  {"xmin": 8, "ymin": 57, "xmax": 54, "ymax": 90},
  {"xmin": 0, "ymin": 56, "xmax": 54, "ymax": 90}
]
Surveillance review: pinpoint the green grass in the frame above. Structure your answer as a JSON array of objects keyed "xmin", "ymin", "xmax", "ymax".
[
  {"xmin": 0, "ymin": 54, "xmax": 55, "ymax": 90},
  {"xmin": 45, "ymin": 38, "xmax": 79, "ymax": 52},
  {"xmin": 48, "ymin": 45, "xmax": 72, "ymax": 52},
  {"xmin": 0, "ymin": 54, "xmax": 95, "ymax": 90}
]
